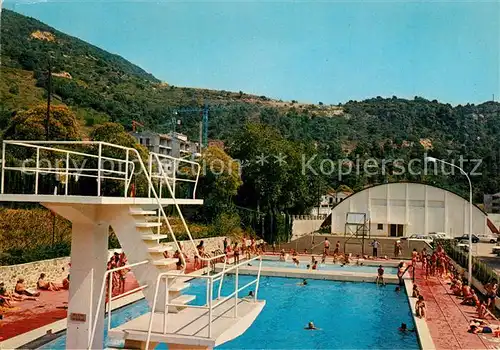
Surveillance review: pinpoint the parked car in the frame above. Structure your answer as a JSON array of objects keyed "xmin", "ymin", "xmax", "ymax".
[
  {"xmin": 492, "ymin": 244, "xmax": 500, "ymax": 255},
  {"xmin": 429, "ymin": 232, "xmax": 452, "ymax": 240},
  {"xmin": 457, "ymin": 243, "xmax": 470, "ymax": 252},
  {"xmin": 455, "ymin": 234, "xmax": 480, "ymax": 244},
  {"xmin": 405, "ymin": 234, "xmax": 434, "ymax": 244},
  {"xmin": 475, "ymin": 234, "xmax": 497, "ymax": 243}
]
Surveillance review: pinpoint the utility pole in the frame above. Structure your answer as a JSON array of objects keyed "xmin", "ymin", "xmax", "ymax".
[
  {"xmin": 199, "ymin": 121, "xmax": 203, "ymax": 151},
  {"xmin": 202, "ymin": 101, "xmax": 209, "ymax": 148},
  {"xmin": 45, "ymin": 61, "xmax": 52, "ymax": 140}
]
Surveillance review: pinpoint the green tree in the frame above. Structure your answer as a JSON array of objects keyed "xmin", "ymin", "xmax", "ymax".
[
  {"xmin": 197, "ymin": 145, "xmax": 242, "ymax": 222},
  {"xmin": 5, "ymin": 105, "xmax": 80, "ymax": 141}
]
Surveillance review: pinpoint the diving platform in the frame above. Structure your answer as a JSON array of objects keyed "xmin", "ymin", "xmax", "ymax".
[
  {"xmin": 0, "ymin": 140, "xmax": 265, "ymax": 350},
  {"xmin": 0, "ymin": 194, "xmax": 203, "ymax": 206},
  {"xmin": 109, "ymin": 298, "xmax": 265, "ymax": 348}
]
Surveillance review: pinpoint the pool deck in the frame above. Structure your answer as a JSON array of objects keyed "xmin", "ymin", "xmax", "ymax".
[
  {"xmin": 412, "ymin": 264, "xmax": 500, "ymax": 350},
  {"xmin": 214, "ymin": 263, "xmax": 402, "ymax": 284},
  {"xmin": 0, "ymin": 275, "xmax": 142, "ymax": 349},
  {"xmin": 215, "ymin": 255, "xmax": 403, "ymax": 284}
]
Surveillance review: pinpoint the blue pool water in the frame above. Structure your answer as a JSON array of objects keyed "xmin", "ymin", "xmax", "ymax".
[
  {"xmin": 40, "ymin": 276, "xmax": 417, "ymax": 349},
  {"xmin": 260, "ymin": 259, "xmax": 399, "ymax": 274}
]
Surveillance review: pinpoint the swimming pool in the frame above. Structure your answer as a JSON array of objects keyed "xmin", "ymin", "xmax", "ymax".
[
  {"xmin": 39, "ymin": 276, "xmax": 417, "ymax": 349},
  {"xmin": 259, "ymin": 259, "xmax": 399, "ymax": 274}
]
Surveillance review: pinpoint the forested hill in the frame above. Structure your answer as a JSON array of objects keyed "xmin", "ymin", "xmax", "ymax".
[{"xmin": 1, "ymin": 9, "xmax": 499, "ymax": 200}]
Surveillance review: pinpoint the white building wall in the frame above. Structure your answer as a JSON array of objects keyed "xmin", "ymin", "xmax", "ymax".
[{"xmin": 331, "ymin": 183, "xmax": 488, "ymax": 237}]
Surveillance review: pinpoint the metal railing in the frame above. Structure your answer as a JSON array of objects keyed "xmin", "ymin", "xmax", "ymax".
[
  {"xmin": 0, "ymin": 141, "xmax": 200, "ymax": 200},
  {"xmin": 89, "ymin": 260, "xmax": 150, "ymax": 348},
  {"xmin": 148, "ymin": 152, "xmax": 200, "ymax": 200},
  {"xmin": 145, "ymin": 255, "xmax": 263, "ymax": 349},
  {"xmin": 1, "ymin": 141, "xmax": 136, "ymax": 197}
]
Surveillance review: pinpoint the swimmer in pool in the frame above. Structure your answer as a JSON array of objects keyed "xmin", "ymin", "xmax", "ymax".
[
  {"xmin": 305, "ymin": 321, "xmax": 319, "ymax": 330},
  {"xmin": 395, "ymin": 286, "xmax": 401, "ymax": 293},
  {"xmin": 298, "ymin": 279, "xmax": 308, "ymax": 286},
  {"xmin": 399, "ymin": 323, "xmax": 415, "ymax": 332}
]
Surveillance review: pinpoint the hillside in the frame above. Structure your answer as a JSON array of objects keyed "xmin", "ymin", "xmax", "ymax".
[{"xmin": 1, "ymin": 9, "xmax": 500, "ymax": 200}]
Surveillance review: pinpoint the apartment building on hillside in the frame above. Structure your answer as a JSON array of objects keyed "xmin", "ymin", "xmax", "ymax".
[{"xmin": 130, "ymin": 131, "xmax": 200, "ymax": 158}]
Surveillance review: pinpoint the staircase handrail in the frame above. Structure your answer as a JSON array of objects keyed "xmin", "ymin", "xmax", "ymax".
[
  {"xmin": 145, "ymin": 255, "xmax": 263, "ymax": 349},
  {"xmin": 88, "ymin": 259, "xmax": 149, "ymax": 349},
  {"xmin": 151, "ymin": 152, "xmax": 226, "ymax": 267}
]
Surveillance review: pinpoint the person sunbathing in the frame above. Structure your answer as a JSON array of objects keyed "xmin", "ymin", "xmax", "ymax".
[
  {"xmin": 37, "ymin": 274, "xmax": 60, "ymax": 291},
  {"xmin": 15, "ymin": 279, "xmax": 40, "ymax": 297},
  {"xmin": 461, "ymin": 289, "xmax": 479, "ymax": 306},
  {"xmin": 412, "ymin": 284, "xmax": 420, "ymax": 298},
  {"xmin": 62, "ymin": 275, "xmax": 70, "ymax": 290},
  {"xmin": 477, "ymin": 300, "xmax": 488, "ymax": 319},
  {"xmin": 462, "ymin": 285, "xmax": 472, "ymax": 299},
  {"xmin": 468, "ymin": 323, "xmax": 500, "ymax": 335},
  {"xmin": 1, "ymin": 282, "xmax": 36, "ymax": 302},
  {"xmin": 451, "ymin": 280, "xmax": 463, "ymax": 296}
]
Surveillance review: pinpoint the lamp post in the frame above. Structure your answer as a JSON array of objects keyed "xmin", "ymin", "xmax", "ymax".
[{"xmin": 426, "ymin": 156, "xmax": 473, "ymax": 286}]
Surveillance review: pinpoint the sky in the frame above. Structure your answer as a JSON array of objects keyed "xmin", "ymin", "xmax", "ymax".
[{"xmin": 3, "ymin": 0, "xmax": 499, "ymax": 105}]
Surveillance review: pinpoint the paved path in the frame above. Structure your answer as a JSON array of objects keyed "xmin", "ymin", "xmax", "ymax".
[
  {"xmin": 1, "ymin": 273, "xmax": 139, "ymax": 341},
  {"xmin": 414, "ymin": 264, "xmax": 500, "ymax": 349}
]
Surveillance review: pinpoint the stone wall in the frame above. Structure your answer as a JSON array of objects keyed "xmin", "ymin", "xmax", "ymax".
[
  {"xmin": 0, "ymin": 236, "xmax": 228, "ymax": 292},
  {"xmin": 0, "ymin": 257, "xmax": 70, "ymax": 291}
]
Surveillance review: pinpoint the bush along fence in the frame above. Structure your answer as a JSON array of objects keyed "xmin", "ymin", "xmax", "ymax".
[{"xmin": 439, "ymin": 239, "xmax": 500, "ymax": 296}]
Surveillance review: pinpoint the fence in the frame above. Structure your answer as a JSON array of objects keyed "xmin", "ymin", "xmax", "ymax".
[{"xmin": 439, "ymin": 239, "xmax": 500, "ymax": 295}]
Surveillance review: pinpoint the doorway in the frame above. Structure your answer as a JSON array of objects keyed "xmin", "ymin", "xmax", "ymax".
[{"xmin": 389, "ymin": 224, "xmax": 404, "ymax": 237}]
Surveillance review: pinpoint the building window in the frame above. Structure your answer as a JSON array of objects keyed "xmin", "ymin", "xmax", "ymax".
[
  {"xmin": 377, "ymin": 223, "xmax": 383, "ymax": 230},
  {"xmin": 145, "ymin": 138, "xmax": 150, "ymax": 146}
]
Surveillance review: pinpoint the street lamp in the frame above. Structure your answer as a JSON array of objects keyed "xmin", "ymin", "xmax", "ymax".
[{"xmin": 426, "ymin": 156, "xmax": 473, "ymax": 286}]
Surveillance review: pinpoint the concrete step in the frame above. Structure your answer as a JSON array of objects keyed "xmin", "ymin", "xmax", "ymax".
[
  {"xmin": 151, "ymin": 258, "xmax": 178, "ymax": 266},
  {"xmin": 136, "ymin": 222, "xmax": 162, "ymax": 228},
  {"xmin": 148, "ymin": 245, "xmax": 174, "ymax": 253},
  {"xmin": 170, "ymin": 294, "xmax": 195, "ymax": 305},
  {"xmin": 169, "ymin": 282, "xmax": 190, "ymax": 292},
  {"xmin": 142, "ymin": 234, "xmax": 170, "ymax": 241},
  {"xmin": 129, "ymin": 209, "xmax": 157, "ymax": 216}
]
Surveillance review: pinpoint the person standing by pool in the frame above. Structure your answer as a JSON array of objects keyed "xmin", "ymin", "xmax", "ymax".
[
  {"xmin": 233, "ymin": 243, "xmax": 240, "ymax": 264},
  {"xmin": 334, "ymin": 240, "xmax": 340, "ymax": 255},
  {"xmin": 397, "ymin": 262, "xmax": 405, "ymax": 286},
  {"xmin": 223, "ymin": 237, "xmax": 228, "ymax": 254},
  {"xmin": 371, "ymin": 240, "xmax": 380, "ymax": 258},
  {"xmin": 376, "ymin": 265, "xmax": 386, "ymax": 286},
  {"xmin": 312, "ymin": 260, "xmax": 318, "ymax": 270},
  {"xmin": 323, "ymin": 238, "xmax": 330, "ymax": 255}
]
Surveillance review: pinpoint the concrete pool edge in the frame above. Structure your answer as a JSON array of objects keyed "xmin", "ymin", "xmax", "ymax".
[
  {"xmin": 404, "ymin": 279, "xmax": 436, "ymax": 350},
  {"xmin": 215, "ymin": 263, "xmax": 404, "ymax": 284}
]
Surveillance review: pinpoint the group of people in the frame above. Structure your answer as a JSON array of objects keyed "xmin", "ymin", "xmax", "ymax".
[
  {"xmin": 107, "ymin": 252, "xmax": 128, "ymax": 295},
  {"xmin": 0, "ymin": 269, "xmax": 70, "ymax": 310},
  {"xmin": 411, "ymin": 243, "xmax": 500, "ymax": 336},
  {"xmin": 225, "ymin": 236, "xmax": 265, "ymax": 265}
]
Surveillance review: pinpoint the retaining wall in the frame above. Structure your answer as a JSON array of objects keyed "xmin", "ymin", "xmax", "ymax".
[
  {"xmin": 278, "ymin": 234, "xmax": 432, "ymax": 259},
  {"xmin": 0, "ymin": 236, "xmax": 228, "ymax": 291}
]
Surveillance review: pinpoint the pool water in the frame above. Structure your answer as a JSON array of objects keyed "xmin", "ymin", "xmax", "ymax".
[
  {"xmin": 259, "ymin": 259, "xmax": 399, "ymax": 274},
  {"xmin": 40, "ymin": 276, "xmax": 417, "ymax": 349}
]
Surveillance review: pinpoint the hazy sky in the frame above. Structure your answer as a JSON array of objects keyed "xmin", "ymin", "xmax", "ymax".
[{"xmin": 4, "ymin": 0, "xmax": 499, "ymax": 105}]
